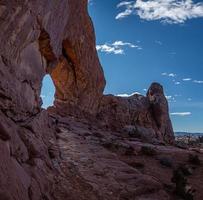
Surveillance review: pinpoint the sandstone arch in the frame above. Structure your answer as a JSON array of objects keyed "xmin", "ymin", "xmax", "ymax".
[{"xmin": 0, "ymin": 1, "xmax": 180, "ymax": 200}]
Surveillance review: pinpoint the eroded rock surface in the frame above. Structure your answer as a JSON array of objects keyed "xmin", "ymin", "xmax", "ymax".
[
  {"xmin": 97, "ymin": 82, "xmax": 174, "ymax": 144},
  {"xmin": 0, "ymin": 0, "xmax": 201, "ymax": 200},
  {"xmin": 50, "ymin": 115, "xmax": 203, "ymax": 200},
  {"xmin": 0, "ymin": 0, "xmax": 105, "ymax": 199},
  {"xmin": 147, "ymin": 83, "xmax": 174, "ymax": 143}
]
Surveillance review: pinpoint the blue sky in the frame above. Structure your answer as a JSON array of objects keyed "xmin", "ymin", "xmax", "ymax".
[{"xmin": 41, "ymin": 0, "xmax": 203, "ymax": 132}]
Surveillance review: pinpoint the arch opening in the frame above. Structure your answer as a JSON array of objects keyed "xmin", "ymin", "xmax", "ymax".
[{"xmin": 40, "ymin": 74, "xmax": 55, "ymax": 109}]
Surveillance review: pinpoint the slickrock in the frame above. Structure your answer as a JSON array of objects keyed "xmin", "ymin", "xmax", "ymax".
[{"xmin": 0, "ymin": 0, "xmax": 202, "ymax": 200}]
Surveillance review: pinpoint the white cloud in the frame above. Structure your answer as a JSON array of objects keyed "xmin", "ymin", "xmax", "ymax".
[
  {"xmin": 96, "ymin": 44, "xmax": 124, "ymax": 54},
  {"xmin": 166, "ymin": 95, "xmax": 176, "ymax": 102},
  {"xmin": 183, "ymin": 78, "xmax": 192, "ymax": 81},
  {"xmin": 170, "ymin": 112, "xmax": 192, "ymax": 116},
  {"xmin": 116, "ymin": 0, "xmax": 203, "ymax": 24},
  {"xmin": 96, "ymin": 40, "xmax": 141, "ymax": 55},
  {"xmin": 169, "ymin": 73, "xmax": 176, "ymax": 77},
  {"xmin": 165, "ymin": 95, "xmax": 172, "ymax": 100},
  {"xmin": 175, "ymin": 81, "xmax": 181, "ymax": 85},
  {"xmin": 174, "ymin": 94, "xmax": 182, "ymax": 97},
  {"xmin": 116, "ymin": 1, "xmax": 135, "ymax": 19},
  {"xmin": 117, "ymin": 91, "xmax": 141, "ymax": 97},
  {"xmin": 155, "ymin": 40, "xmax": 163, "ymax": 45},
  {"xmin": 112, "ymin": 41, "xmax": 137, "ymax": 48},
  {"xmin": 162, "ymin": 72, "xmax": 176, "ymax": 77},
  {"xmin": 193, "ymin": 80, "xmax": 203, "ymax": 84},
  {"xmin": 117, "ymin": 1, "xmax": 134, "ymax": 8}
]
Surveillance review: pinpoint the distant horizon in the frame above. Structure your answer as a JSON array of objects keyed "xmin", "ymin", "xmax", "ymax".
[{"xmin": 175, "ymin": 131, "xmax": 203, "ymax": 133}]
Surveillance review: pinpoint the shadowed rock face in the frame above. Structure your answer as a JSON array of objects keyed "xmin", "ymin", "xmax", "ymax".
[
  {"xmin": 0, "ymin": 0, "xmax": 105, "ymax": 121},
  {"xmin": 0, "ymin": 1, "xmax": 184, "ymax": 200},
  {"xmin": 0, "ymin": 0, "xmax": 105, "ymax": 199},
  {"xmin": 147, "ymin": 83, "xmax": 174, "ymax": 143},
  {"xmin": 97, "ymin": 82, "xmax": 174, "ymax": 144},
  {"xmin": 49, "ymin": 1, "xmax": 106, "ymax": 114}
]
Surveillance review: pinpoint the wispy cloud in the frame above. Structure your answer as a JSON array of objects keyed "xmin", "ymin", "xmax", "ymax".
[
  {"xmin": 166, "ymin": 95, "xmax": 172, "ymax": 100},
  {"xmin": 182, "ymin": 78, "xmax": 192, "ymax": 81},
  {"xmin": 96, "ymin": 40, "xmax": 141, "ymax": 55},
  {"xmin": 116, "ymin": 91, "xmax": 141, "ymax": 97},
  {"xmin": 161, "ymin": 72, "xmax": 185, "ymax": 86},
  {"xmin": 169, "ymin": 52, "xmax": 177, "ymax": 55},
  {"xmin": 155, "ymin": 40, "xmax": 163, "ymax": 45},
  {"xmin": 174, "ymin": 94, "xmax": 182, "ymax": 97},
  {"xmin": 166, "ymin": 95, "xmax": 177, "ymax": 102},
  {"xmin": 162, "ymin": 72, "xmax": 176, "ymax": 77},
  {"xmin": 193, "ymin": 80, "xmax": 203, "ymax": 84},
  {"xmin": 162, "ymin": 73, "xmax": 203, "ymax": 85},
  {"xmin": 170, "ymin": 112, "xmax": 192, "ymax": 116},
  {"xmin": 116, "ymin": 0, "xmax": 203, "ymax": 24},
  {"xmin": 169, "ymin": 73, "xmax": 176, "ymax": 77},
  {"xmin": 175, "ymin": 81, "xmax": 181, "ymax": 85},
  {"xmin": 116, "ymin": 1, "xmax": 135, "ymax": 20}
]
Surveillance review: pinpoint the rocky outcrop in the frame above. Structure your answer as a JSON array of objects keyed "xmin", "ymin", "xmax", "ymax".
[
  {"xmin": 49, "ymin": 1, "xmax": 105, "ymax": 114},
  {"xmin": 0, "ymin": 0, "xmax": 105, "ymax": 199},
  {"xmin": 0, "ymin": 0, "xmax": 173, "ymax": 142},
  {"xmin": 97, "ymin": 82, "xmax": 174, "ymax": 144},
  {"xmin": 46, "ymin": 115, "xmax": 203, "ymax": 200},
  {"xmin": 147, "ymin": 82, "xmax": 174, "ymax": 143},
  {"xmin": 0, "ymin": 0, "xmax": 105, "ymax": 120}
]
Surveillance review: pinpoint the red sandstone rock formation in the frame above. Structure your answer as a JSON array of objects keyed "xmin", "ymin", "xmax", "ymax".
[
  {"xmin": 147, "ymin": 83, "xmax": 174, "ymax": 143},
  {"xmin": 97, "ymin": 82, "xmax": 174, "ymax": 144},
  {"xmin": 0, "ymin": 1, "xmax": 202, "ymax": 200},
  {"xmin": 0, "ymin": 0, "xmax": 173, "ymax": 143}
]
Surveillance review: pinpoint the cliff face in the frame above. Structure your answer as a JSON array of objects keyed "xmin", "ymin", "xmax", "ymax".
[
  {"xmin": 0, "ymin": 0, "xmax": 105, "ymax": 119},
  {"xmin": 1, "ymin": 1, "xmax": 201, "ymax": 200},
  {"xmin": 0, "ymin": 0, "xmax": 104, "ymax": 199}
]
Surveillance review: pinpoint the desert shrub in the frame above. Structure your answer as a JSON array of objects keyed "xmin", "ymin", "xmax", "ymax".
[
  {"xmin": 141, "ymin": 146, "xmax": 157, "ymax": 156},
  {"xmin": 159, "ymin": 157, "xmax": 173, "ymax": 168},
  {"xmin": 179, "ymin": 165, "xmax": 193, "ymax": 176},
  {"xmin": 171, "ymin": 167, "xmax": 195, "ymax": 200},
  {"xmin": 199, "ymin": 136, "xmax": 203, "ymax": 143},
  {"xmin": 188, "ymin": 154, "xmax": 201, "ymax": 166}
]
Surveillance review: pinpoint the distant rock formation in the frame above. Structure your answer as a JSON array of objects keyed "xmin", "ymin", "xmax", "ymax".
[
  {"xmin": 147, "ymin": 82, "xmax": 174, "ymax": 143},
  {"xmin": 96, "ymin": 82, "xmax": 174, "ymax": 143}
]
